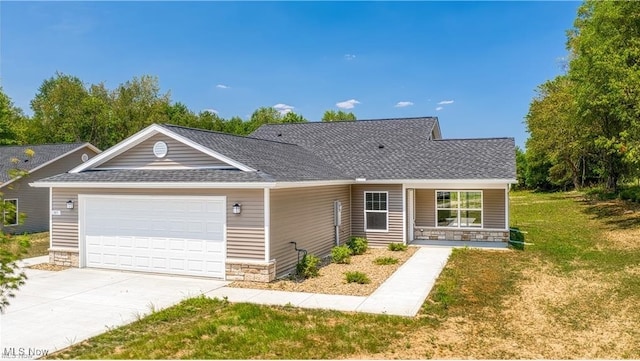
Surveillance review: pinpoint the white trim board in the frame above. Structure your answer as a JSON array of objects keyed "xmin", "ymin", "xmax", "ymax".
[
  {"xmin": 69, "ymin": 124, "xmax": 255, "ymax": 174},
  {"xmin": 30, "ymin": 181, "xmax": 276, "ymax": 189}
]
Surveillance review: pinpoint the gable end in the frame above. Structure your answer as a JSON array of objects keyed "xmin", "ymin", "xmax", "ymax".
[{"xmin": 96, "ymin": 133, "xmax": 234, "ymax": 170}]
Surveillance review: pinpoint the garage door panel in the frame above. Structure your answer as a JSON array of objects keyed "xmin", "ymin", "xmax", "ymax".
[
  {"xmin": 84, "ymin": 196, "xmax": 226, "ymax": 278},
  {"xmin": 135, "ymin": 257, "xmax": 149, "ymax": 267},
  {"xmin": 134, "ymin": 237, "xmax": 149, "ymax": 249}
]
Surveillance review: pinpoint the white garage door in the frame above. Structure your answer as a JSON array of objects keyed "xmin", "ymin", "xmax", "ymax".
[{"xmin": 82, "ymin": 195, "xmax": 226, "ymax": 278}]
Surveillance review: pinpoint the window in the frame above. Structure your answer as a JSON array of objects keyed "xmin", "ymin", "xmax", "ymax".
[
  {"xmin": 3, "ymin": 199, "xmax": 18, "ymax": 226},
  {"xmin": 436, "ymin": 191, "xmax": 482, "ymax": 228},
  {"xmin": 364, "ymin": 191, "xmax": 388, "ymax": 231}
]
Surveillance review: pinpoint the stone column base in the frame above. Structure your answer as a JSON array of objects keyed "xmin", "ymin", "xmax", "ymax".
[
  {"xmin": 225, "ymin": 259, "xmax": 276, "ymax": 282},
  {"xmin": 414, "ymin": 228, "xmax": 509, "ymax": 242},
  {"xmin": 49, "ymin": 248, "xmax": 79, "ymax": 267}
]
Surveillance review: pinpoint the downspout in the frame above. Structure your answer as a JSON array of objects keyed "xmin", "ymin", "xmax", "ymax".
[{"xmin": 334, "ymin": 200, "xmax": 342, "ymax": 246}]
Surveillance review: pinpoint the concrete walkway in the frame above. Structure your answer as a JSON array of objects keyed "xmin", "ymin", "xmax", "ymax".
[{"xmin": 206, "ymin": 246, "xmax": 452, "ymax": 317}]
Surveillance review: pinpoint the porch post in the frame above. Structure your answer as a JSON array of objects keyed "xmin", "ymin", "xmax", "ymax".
[
  {"xmin": 407, "ymin": 188, "xmax": 415, "ymax": 243},
  {"xmin": 264, "ymin": 188, "xmax": 270, "ymax": 262},
  {"xmin": 504, "ymin": 183, "xmax": 510, "ymax": 230}
]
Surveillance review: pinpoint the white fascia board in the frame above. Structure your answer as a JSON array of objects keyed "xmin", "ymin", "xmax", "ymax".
[
  {"xmin": 364, "ymin": 179, "xmax": 515, "ymax": 187},
  {"xmin": 69, "ymin": 124, "xmax": 161, "ymax": 173},
  {"xmin": 29, "ymin": 181, "xmax": 275, "ymax": 189},
  {"xmin": 273, "ymin": 180, "xmax": 354, "ymax": 188},
  {"xmin": 82, "ymin": 143, "xmax": 102, "ymax": 154},
  {"xmin": 92, "ymin": 165, "xmax": 238, "ymax": 171},
  {"xmin": 153, "ymin": 126, "xmax": 255, "ymax": 172},
  {"xmin": 1, "ymin": 143, "xmax": 100, "ymax": 189},
  {"xmin": 69, "ymin": 124, "xmax": 255, "ymax": 173}
]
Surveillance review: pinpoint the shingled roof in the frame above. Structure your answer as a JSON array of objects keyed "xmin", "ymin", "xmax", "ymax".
[
  {"xmin": 0, "ymin": 143, "xmax": 93, "ymax": 185},
  {"xmin": 34, "ymin": 117, "xmax": 515, "ymax": 185},
  {"xmin": 162, "ymin": 125, "xmax": 348, "ymax": 182},
  {"xmin": 250, "ymin": 118, "xmax": 516, "ymax": 180}
]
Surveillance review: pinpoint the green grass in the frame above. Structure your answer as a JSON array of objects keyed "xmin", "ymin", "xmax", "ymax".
[
  {"xmin": 421, "ymin": 190, "xmax": 639, "ymax": 358},
  {"xmin": 50, "ymin": 296, "xmax": 413, "ymax": 359},
  {"xmin": 22, "ymin": 232, "xmax": 49, "ymax": 259},
  {"xmin": 423, "ymin": 247, "xmax": 525, "ymax": 319},
  {"xmin": 46, "ymin": 191, "xmax": 640, "ymax": 359}
]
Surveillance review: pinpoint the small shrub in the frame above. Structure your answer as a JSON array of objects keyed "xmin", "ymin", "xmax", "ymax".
[
  {"xmin": 619, "ymin": 189, "xmax": 633, "ymax": 201},
  {"xmin": 331, "ymin": 245, "xmax": 352, "ymax": 264},
  {"xmin": 619, "ymin": 186, "xmax": 640, "ymax": 203},
  {"xmin": 345, "ymin": 271, "xmax": 370, "ymax": 284},
  {"xmin": 374, "ymin": 256, "xmax": 399, "ymax": 265},
  {"xmin": 347, "ymin": 236, "xmax": 368, "ymax": 255},
  {"xmin": 296, "ymin": 254, "xmax": 320, "ymax": 279},
  {"xmin": 509, "ymin": 227, "xmax": 525, "ymax": 250},
  {"xmin": 388, "ymin": 243, "xmax": 408, "ymax": 251}
]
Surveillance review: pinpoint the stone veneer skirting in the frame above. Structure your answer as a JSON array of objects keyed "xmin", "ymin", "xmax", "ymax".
[
  {"xmin": 225, "ymin": 259, "xmax": 276, "ymax": 282},
  {"xmin": 414, "ymin": 228, "xmax": 509, "ymax": 242},
  {"xmin": 48, "ymin": 249, "xmax": 276, "ymax": 282},
  {"xmin": 50, "ymin": 248, "xmax": 80, "ymax": 267}
]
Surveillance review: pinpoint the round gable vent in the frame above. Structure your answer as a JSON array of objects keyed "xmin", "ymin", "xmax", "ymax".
[
  {"xmin": 153, "ymin": 141, "xmax": 168, "ymax": 158},
  {"xmin": 81, "ymin": 153, "xmax": 89, "ymax": 162}
]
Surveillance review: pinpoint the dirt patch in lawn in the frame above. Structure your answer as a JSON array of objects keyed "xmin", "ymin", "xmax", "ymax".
[
  {"xmin": 360, "ymin": 260, "xmax": 640, "ymax": 360},
  {"xmin": 27, "ymin": 263, "xmax": 70, "ymax": 272},
  {"xmin": 230, "ymin": 247, "xmax": 418, "ymax": 296},
  {"xmin": 603, "ymin": 228, "xmax": 640, "ymax": 250}
]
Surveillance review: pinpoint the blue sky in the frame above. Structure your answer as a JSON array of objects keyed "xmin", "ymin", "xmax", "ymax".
[{"xmin": 1, "ymin": 1, "xmax": 581, "ymax": 147}]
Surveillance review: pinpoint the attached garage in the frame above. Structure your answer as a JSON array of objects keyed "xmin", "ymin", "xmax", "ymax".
[{"xmin": 80, "ymin": 195, "xmax": 226, "ymax": 278}]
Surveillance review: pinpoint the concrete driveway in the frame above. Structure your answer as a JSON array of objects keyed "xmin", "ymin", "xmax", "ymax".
[{"xmin": 0, "ymin": 261, "xmax": 228, "ymax": 357}]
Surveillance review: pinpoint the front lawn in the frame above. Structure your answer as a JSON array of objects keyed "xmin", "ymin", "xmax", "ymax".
[
  {"xmin": 22, "ymin": 232, "xmax": 49, "ymax": 259},
  {"xmin": 46, "ymin": 191, "xmax": 640, "ymax": 359}
]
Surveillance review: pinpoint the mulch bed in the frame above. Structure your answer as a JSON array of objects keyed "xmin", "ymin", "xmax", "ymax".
[
  {"xmin": 230, "ymin": 246, "xmax": 418, "ymax": 296},
  {"xmin": 27, "ymin": 263, "xmax": 70, "ymax": 271}
]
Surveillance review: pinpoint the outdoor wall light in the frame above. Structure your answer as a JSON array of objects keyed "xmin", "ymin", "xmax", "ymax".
[
  {"xmin": 232, "ymin": 203, "xmax": 242, "ymax": 214},
  {"xmin": 66, "ymin": 200, "xmax": 74, "ymax": 209}
]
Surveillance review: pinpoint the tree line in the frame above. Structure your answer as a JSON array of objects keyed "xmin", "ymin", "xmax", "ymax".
[
  {"xmin": 0, "ymin": 73, "xmax": 356, "ymax": 151},
  {"xmin": 521, "ymin": 0, "xmax": 640, "ymax": 192}
]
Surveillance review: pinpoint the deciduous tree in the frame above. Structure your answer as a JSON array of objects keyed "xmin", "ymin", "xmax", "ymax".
[
  {"xmin": 321, "ymin": 110, "xmax": 356, "ymax": 122},
  {"xmin": 567, "ymin": 0, "xmax": 640, "ymax": 191}
]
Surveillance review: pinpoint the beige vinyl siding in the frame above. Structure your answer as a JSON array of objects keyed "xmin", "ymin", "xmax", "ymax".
[
  {"xmin": 270, "ymin": 185, "xmax": 351, "ymax": 276},
  {"xmin": 51, "ymin": 188, "xmax": 265, "ymax": 260},
  {"xmin": 413, "ymin": 188, "xmax": 506, "ymax": 230},
  {"xmin": 351, "ymin": 184, "xmax": 403, "ymax": 246},
  {"xmin": 0, "ymin": 146, "xmax": 98, "ymax": 234},
  {"xmin": 414, "ymin": 189, "xmax": 435, "ymax": 227},
  {"xmin": 483, "ymin": 189, "xmax": 506, "ymax": 229},
  {"xmin": 100, "ymin": 134, "xmax": 228, "ymax": 169}
]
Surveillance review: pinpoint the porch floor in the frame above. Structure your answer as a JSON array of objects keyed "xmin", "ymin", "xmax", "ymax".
[{"xmin": 410, "ymin": 239, "xmax": 509, "ymax": 250}]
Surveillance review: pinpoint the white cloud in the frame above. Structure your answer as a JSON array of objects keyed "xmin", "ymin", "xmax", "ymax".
[
  {"xmin": 273, "ymin": 103, "xmax": 295, "ymax": 114},
  {"xmin": 395, "ymin": 101, "xmax": 414, "ymax": 108},
  {"xmin": 437, "ymin": 100, "xmax": 454, "ymax": 105},
  {"xmin": 216, "ymin": 84, "xmax": 230, "ymax": 89},
  {"xmin": 202, "ymin": 108, "xmax": 218, "ymax": 114},
  {"xmin": 436, "ymin": 106, "xmax": 444, "ymax": 111},
  {"xmin": 344, "ymin": 54, "xmax": 356, "ymax": 61},
  {"xmin": 336, "ymin": 99, "xmax": 360, "ymax": 109}
]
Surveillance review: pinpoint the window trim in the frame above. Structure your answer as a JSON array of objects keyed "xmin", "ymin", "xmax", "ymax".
[
  {"xmin": 3, "ymin": 198, "xmax": 18, "ymax": 226},
  {"xmin": 364, "ymin": 191, "xmax": 389, "ymax": 232},
  {"xmin": 435, "ymin": 190, "xmax": 483, "ymax": 229}
]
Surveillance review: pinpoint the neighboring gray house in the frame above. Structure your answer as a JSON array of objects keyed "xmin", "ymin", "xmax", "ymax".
[
  {"xmin": 1, "ymin": 143, "xmax": 100, "ymax": 234},
  {"xmin": 32, "ymin": 117, "xmax": 515, "ymax": 281}
]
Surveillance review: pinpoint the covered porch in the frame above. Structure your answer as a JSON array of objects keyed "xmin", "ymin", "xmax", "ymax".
[{"xmin": 405, "ymin": 186, "xmax": 510, "ymax": 244}]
